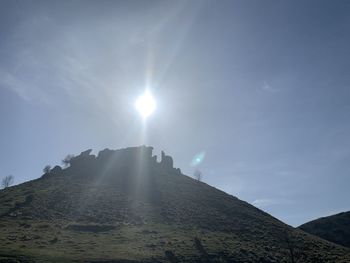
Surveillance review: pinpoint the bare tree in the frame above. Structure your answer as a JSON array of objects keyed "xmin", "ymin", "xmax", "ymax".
[
  {"xmin": 43, "ymin": 165, "xmax": 51, "ymax": 174},
  {"xmin": 1, "ymin": 175, "xmax": 14, "ymax": 189},
  {"xmin": 62, "ymin": 154, "xmax": 74, "ymax": 167},
  {"xmin": 194, "ymin": 170, "xmax": 202, "ymax": 182}
]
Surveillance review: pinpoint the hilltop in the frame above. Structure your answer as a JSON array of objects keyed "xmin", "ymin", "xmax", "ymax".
[
  {"xmin": 0, "ymin": 146, "xmax": 349, "ymax": 262},
  {"xmin": 299, "ymin": 211, "xmax": 350, "ymax": 248}
]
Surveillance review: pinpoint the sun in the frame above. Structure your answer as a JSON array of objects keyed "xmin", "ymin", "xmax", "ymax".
[{"xmin": 135, "ymin": 90, "xmax": 156, "ymax": 118}]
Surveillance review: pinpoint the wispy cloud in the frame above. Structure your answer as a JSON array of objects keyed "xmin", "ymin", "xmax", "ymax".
[
  {"xmin": 0, "ymin": 70, "xmax": 32, "ymax": 101},
  {"xmin": 261, "ymin": 81, "xmax": 272, "ymax": 92},
  {"xmin": 260, "ymin": 81, "xmax": 281, "ymax": 93},
  {"xmin": 0, "ymin": 0, "xmax": 197, "ymax": 115},
  {"xmin": 252, "ymin": 198, "xmax": 291, "ymax": 208}
]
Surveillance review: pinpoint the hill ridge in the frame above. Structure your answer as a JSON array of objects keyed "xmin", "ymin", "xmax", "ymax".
[
  {"xmin": 0, "ymin": 146, "xmax": 349, "ymax": 262},
  {"xmin": 299, "ymin": 211, "xmax": 350, "ymax": 248}
]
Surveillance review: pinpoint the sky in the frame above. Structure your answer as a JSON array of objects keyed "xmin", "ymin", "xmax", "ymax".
[{"xmin": 0, "ymin": 0, "xmax": 350, "ymax": 227}]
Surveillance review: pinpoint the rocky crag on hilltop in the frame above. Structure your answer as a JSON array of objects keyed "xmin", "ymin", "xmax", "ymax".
[
  {"xmin": 37, "ymin": 146, "xmax": 181, "ymax": 223},
  {"xmin": 44, "ymin": 146, "xmax": 181, "ymax": 179},
  {"xmin": 0, "ymin": 146, "xmax": 350, "ymax": 262}
]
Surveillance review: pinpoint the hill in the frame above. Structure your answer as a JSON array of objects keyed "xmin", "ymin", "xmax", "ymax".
[
  {"xmin": 0, "ymin": 146, "xmax": 349, "ymax": 262},
  {"xmin": 299, "ymin": 211, "xmax": 350, "ymax": 248}
]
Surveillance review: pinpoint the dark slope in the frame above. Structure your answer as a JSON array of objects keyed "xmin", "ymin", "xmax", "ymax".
[
  {"xmin": 299, "ymin": 211, "xmax": 350, "ymax": 248},
  {"xmin": 0, "ymin": 146, "xmax": 349, "ymax": 262}
]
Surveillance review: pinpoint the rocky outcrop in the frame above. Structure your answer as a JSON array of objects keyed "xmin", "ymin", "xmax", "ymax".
[
  {"xmin": 70, "ymin": 149, "xmax": 96, "ymax": 167},
  {"xmin": 41, "ymin": 165, "xmax": 62, "ymax": 178},
  {"xmin": 50, "ymin": 165, "xmax": 62, "ymax": 174},
  {"xmin": 56, "ymin": 146, "xmax": 181, "ymax": 177},
  {"xmin": 80, "ymin": 149, "xmax": 93, "ymax": 157},
  {"xmin": 160, "ymin": 151, "xmax": 173, "ymax": 170},
  {"xmin": 97, "ymin": 146, "xmax": 154, "ymax": 162}
]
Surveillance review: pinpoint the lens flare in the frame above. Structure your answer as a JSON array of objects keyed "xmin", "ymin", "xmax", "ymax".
[{"xmin": 190, "ymin": 151, "xmax": 206, "ymax": 167}]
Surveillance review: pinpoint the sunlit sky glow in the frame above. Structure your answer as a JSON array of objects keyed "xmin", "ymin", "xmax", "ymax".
[
  {"xmin": 135, "ymin": 90, "xmax": 156, "ymax": 119},
  {"xmin": 0, "ymin": 0, "xmax": 350, "ymax": 226}
]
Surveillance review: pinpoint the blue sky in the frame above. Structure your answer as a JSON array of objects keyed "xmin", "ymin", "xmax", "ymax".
[{"xmin": 0, "ymin": 0, "xmax": 349, "ymax": 226}]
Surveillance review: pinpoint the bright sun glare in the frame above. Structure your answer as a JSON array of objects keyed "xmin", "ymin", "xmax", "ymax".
[{"xmin": 135, "ymin": 90, "xmax": 156, "ymax": 118}]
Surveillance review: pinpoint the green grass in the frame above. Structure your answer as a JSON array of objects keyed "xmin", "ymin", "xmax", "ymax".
[{"xmin": 1, "ymin": 147, "xmax": 350, "ymax": 262}]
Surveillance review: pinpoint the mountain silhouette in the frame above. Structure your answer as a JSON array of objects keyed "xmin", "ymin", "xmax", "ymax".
[
  {"xmin": 0, "ymin": 146, "xmax": 349, "ymax": 262},
  {"xmin": 299, "ymin": 211, "xmax": 350, "ymax": 249}
]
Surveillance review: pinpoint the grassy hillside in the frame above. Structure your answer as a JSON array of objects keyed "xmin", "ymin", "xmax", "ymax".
[
  {"xmin": 299, "ymin": 211, "xmax": 350, "ymax": 248},
  {"xmin": 0, "ymin": 146, "xmax": 349, "ymax": 262}
]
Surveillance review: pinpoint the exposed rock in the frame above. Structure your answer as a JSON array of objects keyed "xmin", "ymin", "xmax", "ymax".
[
  {"xmin": 151, "ymin": 155, "xmax": 157, "ymax": 164},
  {"xmin": 160, "ymin": 151, "xmax": 173, "ymax": 169},
  {"xmin": 48, "ymin": 146, "xmax": 181, "ymax": 179},
  {"xmin": 97, "ymin": 146, "xmax": 153, "ymax": 162},
  {"xmin": 70, "ymin": 149, "xmax": 96, "ymax": 167},
  {"xmin": 80, "ymin": 149, "xmax": 93, "ymax": 157},
  {"xmin": 50, "ymin": 166, "xmax": 62, "ymax": 174},
  {"xmin": 175, "ymin": 168, "xmax": 182, "ymax": 175},
  {"xmin": 41, "ymin": 165, "xmax": 62, "ymax": 178},
  {"xmin": 97, "ymin": 148, "xmax": 115, "ymax": 159}
]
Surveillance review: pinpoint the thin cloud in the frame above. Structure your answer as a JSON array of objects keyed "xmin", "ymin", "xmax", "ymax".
[
  {"xmin": 261, "ymin": 81, "xmax": 281, "ymax": 93},
  {"xmin": 0, "ymin": 70, "xmax": 32, "ymax": 101},
  {"xmin": 252, "ymin": 198, "xmax": 291, "ymax": 208}
]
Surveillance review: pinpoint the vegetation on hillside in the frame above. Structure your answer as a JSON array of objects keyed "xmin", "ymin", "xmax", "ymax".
[
  {"xmin": 0, "ymin": 147, "xmax": 349, "ymax": 262},
  {"xmin": 299, "ymin": 211, "xmax": 350, "ymax": 248},
  {"xmin": 1, "ymin": 175, "xmax": 14, "ymax": 189}
]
